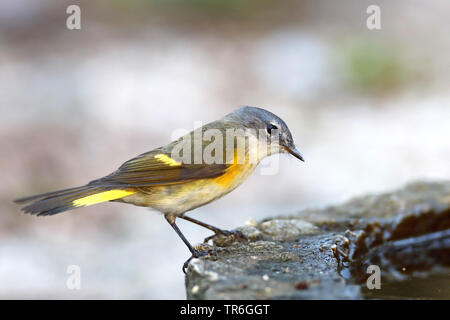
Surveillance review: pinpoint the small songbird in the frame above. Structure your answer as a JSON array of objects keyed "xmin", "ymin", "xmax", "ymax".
[{"xmin": 15, "ymin": 106, "xmax": 304, "ymax": 271}]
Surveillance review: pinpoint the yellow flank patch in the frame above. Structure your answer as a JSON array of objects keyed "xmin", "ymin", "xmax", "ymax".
[
  {"xmin": 213, "ymin": 148, "xmax": 248, "ymax": 188},
  {"xmin": 154, "ymin": 154, "xmax": 181, "ymax": 166},
  {"xmin": 213, "ymin": 163, "xmax": 242, "ymax": 188},
  {"xmin": 73, "ymin": 190, "xmax": 135, "ymax": 207}
]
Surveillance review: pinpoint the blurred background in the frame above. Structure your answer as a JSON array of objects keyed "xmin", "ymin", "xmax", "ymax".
[{"xmin": 0, "ymin": 0, "xmax": 449, "ymax": 299}]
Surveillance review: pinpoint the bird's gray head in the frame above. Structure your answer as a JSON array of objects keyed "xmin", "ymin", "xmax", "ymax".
[{"xmin": 226, "ymin": 106, "xmax": 304, "ymax": 161}]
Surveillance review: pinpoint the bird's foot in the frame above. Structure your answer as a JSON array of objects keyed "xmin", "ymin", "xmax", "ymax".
[
  {"xmin": 182, "ymin": 249, "xmax": 216, "ymax": 273},
  {"xmin": 203, "ymin": 228, "xmax": 247, "ymax": 244}
]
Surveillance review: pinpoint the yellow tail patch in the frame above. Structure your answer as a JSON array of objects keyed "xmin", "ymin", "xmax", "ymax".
[{"xmin": 73, "ymin": 190, "xmax": 135, "ymax": 207}]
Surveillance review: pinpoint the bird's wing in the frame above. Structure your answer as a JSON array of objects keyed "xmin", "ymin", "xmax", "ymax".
[{"xmin": 88, "ymin": 148, "xmax": 230, "ymax": 188}]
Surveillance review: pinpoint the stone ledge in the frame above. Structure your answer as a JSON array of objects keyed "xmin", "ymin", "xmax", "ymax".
[{"xmin": 185, "ymin": 181, "xmax": 450, "ymax": 299}]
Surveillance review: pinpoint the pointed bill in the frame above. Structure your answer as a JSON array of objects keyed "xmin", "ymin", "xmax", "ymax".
[{"xmin": 286, "ymin": 147, "xmax": 304, "ymax": 162}]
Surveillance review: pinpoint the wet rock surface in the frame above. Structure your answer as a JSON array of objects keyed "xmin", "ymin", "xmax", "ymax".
[{"xmin": 185, "ymin": 181, "xmax": 450, "ymax": 299}]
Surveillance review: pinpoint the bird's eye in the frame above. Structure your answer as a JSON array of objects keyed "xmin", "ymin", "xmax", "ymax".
[{"xmin": 267, "ymin": 124, "xmax": 278, "ymax": 135}]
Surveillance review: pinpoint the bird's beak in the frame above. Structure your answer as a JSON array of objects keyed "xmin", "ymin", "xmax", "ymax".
[{"xmin": 286, "ymin": 146, "xmax": 305, "ymax": 162}]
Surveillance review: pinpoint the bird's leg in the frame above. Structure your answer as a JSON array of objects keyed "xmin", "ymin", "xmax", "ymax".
[
  {"xmin": 165, "ymin": 215, "xmax": 209, "ymax": 273},
  {"xmin": 179, "ymin": 215, "xmax": 245, "ymax": 243}
]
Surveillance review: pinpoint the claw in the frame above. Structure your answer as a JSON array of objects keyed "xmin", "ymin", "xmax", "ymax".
[
  {"xmin": 203, "ymin": 229, "xmax": 246, "ymax": 243},
  {"xmin": 182, "ymin": 249, "xmax": 210, "ymax": 274}
]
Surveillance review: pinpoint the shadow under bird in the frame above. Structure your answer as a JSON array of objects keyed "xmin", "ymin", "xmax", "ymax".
[{"xmin": 15, "ymin": 106, "xmax": 304, "ymax": 271}]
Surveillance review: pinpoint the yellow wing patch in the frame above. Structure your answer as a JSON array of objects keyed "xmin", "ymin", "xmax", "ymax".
[
  {"xmin": 154, "ymin": 154, "xmax": 181, "ymax": 166},
  {"xmin": 73, "ymin": 190, "xmax": 135, "ymax": 207}
]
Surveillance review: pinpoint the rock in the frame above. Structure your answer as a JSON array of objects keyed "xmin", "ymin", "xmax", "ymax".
[
  {"xmin": 185, "ymin": 181, "xmax": 450, "ymax": 299},
  {"xmin": 235, "ymin": 225, "xmax": 262, "ymax": 240},
  {"xmin": 259, "ymin": 219, "xmax": 318, "ymax": 240}
]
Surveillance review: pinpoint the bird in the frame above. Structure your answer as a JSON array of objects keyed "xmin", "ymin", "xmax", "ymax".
[{"xmin": 14, "ymin": 106, "xmax": 304, "ymax": 271}]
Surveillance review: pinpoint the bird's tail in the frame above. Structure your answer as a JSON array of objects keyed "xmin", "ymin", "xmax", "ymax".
[{"xmin": 14, "ymin": 185, "xmax": 135, "ymax": 216}]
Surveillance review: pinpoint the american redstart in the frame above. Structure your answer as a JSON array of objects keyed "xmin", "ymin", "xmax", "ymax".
[{"xmin": 15, "ymin": 106, "xmax": 304, "ymax": 271}]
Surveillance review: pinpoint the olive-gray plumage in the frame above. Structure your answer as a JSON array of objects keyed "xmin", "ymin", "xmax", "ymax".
[{"xmin": 15, "ymin": 106, "xmax": 304, "ymax": 271}]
